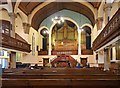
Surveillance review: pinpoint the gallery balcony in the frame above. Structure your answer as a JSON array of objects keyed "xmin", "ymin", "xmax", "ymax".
[
  {"xmin": 38, "ymin": 49, "xmax": 93, "ymax": 55},
  {"xmin": 93, "ymin": 9, "xmax": 120, "ymax": 51},
  {"xmin": 0, "ymin": 33, "xmax": 31, "ymax": 52}
]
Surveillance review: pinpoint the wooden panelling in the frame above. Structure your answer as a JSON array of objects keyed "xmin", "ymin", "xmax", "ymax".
[
  {"xmin": 38, "ymin": 50, "xmax": 78, "ymax": 55},
  {"xmin": 52, "ymin": 50, "xmax": 78, "ymax": 55},
  {"xmin": 0, "ymin": 33, "xmax": 31, "ymax": 52},
  {"xmin": 38, "ymin": 50, "xmax": 93, "ymax": 55},
  {"xmin": 81, "ymin": 49, "xmax": 93, "ymax": 55},
  {"xmin": 54, "ymin": 40, "xmax": 78, "ymax": 50},
  {"xmin": 2, "ymin": 68, "xmax": 120, "ymax": 88},
  {"xmin": 38, "ymin": 50, "xmax": 48, "ymax": 55}
]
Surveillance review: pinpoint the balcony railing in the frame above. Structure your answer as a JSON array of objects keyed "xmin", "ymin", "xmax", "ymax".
[
  {"xmin": 93, "ymin": 9, "xmax": 120, "ymax": 50},
  {"xmin": 0, "ymin": 33, "xmax": 31, "ymax": 52},
  {"xmin": 38, "ymin": 49, "xmax": 93, "ymax": 55}
]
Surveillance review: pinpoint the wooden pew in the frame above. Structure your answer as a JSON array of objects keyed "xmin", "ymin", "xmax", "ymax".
[
  {"xmin": 2, "ymin": 78, "xmax": 120, "ymax": 88},
  {"xmin": 2, "ymin": 68, "xmax": 120, "ymax": 88}
]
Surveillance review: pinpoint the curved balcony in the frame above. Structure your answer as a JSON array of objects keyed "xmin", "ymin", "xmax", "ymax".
[
  {"xmin": 93, "ymin": 9, "xmax": 120, "ymax": 50},
  {"xmin": 0, "ymin": 33, "xmax": 31, "ymax": 52}
]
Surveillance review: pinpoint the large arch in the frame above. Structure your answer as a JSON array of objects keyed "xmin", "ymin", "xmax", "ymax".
[
  {"xmin": 38, "ymin": 26, "xmax": 49, "ymax": 34},
  {"xmin": 50, "ymin": 17, "xmax": 79, "ymax": 32},
  {"xmin": 31, "ymin": 2, "xmax": 95, "ymax": 30},
  {"xmin": 80, "ymin": 23, "xmax": 93, "ymax": 30}
]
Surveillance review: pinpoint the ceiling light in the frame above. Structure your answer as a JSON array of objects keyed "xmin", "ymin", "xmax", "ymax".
[{"xmin": 52, "ymin": 16, "xmax": 64, "ymax": 24}]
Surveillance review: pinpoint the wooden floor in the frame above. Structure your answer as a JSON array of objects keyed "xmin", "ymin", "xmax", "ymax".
[{"xmin": 2, "ymin": 67, "xmax": 120, "ymax": 88}]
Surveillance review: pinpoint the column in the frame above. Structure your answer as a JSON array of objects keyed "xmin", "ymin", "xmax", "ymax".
[
  {"xmin": 48, "ymin": 31, "xmax": 51, "ymax": 55},
  {"xmin": 112, "ymin": 46, "xmax": 116, "ymax": 61},
  {"xmin": 10, "ymin": 51, "xmax": 16, "ymax": 68},
  {"xmin": 9, "ymin": 13, "xmax": 16, "ymax": 38},
  {"xmin": 108, "ymin": 47, "xmax": 111, "ymax": 68},
  {"xmin": 78, "ymin": 29, "xmax": 81, "ymax": 55},
  {"xmin": 104, "ymin": 48, "xmax": 109, "ymax": 71},
  {"xmin": 103, "ymin": 3, "xmax": 112, "ymax": 25}
]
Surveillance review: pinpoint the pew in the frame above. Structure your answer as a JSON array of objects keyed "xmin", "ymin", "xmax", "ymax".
[{"xmin": 2, "ymin": 68, "xmax": 120, "ymax": 88}]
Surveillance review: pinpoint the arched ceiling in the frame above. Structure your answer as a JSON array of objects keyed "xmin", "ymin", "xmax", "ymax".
[
  {"xmin": 0, "ymin": 0, "xmax": 102, "ymax": 30},
  {"xmin": 53, "ymin": 20, "xmax": 77, "ymax": 30},
  {"xmin": 31, "ymin": 2, "xmax": 95, "ymax": 30}
]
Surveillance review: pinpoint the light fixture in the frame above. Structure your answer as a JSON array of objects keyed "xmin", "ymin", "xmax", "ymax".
[
  {"xmin": 43, "ymin": 30, "xmax": 49, "ymax": 34},
  {"xmin": 78, "ymin": 28, "xmax": 84, "ymax": 32},
  {"xmin": 52, "ymin": 16, "xmax": 64, "ymax": 24}
]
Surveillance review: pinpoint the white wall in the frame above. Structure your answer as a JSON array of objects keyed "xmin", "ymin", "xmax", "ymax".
[
  {"xmin": 110, "ymin": 2, "xmax": 119, "ymax": 19},
  {"xmin": 0, "ymin": 9, "xmax": 10, "ymax": 21},
  {"xmin": 15, "ymin": 14, "xmax": 28, "ymax": 42},
  {"xmin": 28, "ymin": 27, "xmax": 41, "ymax": 56}
]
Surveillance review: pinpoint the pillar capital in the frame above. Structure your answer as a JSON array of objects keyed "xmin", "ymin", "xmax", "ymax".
[
  {"xmin": 23, "ymin": 23, "xmax": 31, "ymax": 34},
  {"xmin": 96, "ymin": 17, "xmax": 103, "ymax": 30},
  {"xmin": 103, "ymin": 3, "xmax": 112, "ymax": 11},
  {"xmin": 8, "ymin": 13, "xmax": 17, "ymax": 18}
]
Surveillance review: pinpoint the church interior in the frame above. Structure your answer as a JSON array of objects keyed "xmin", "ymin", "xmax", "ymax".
[{"xmin": 0, "ymin": 0, "xmax": 120, "ymax": 88}]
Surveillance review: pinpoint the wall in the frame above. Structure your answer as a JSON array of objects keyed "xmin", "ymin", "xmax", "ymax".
[
  {"xmin": 15, "ymin": 13, "xmax": 28, "ymax": 42},
  {"xmin": 28, "ymin": 27, "xmax": 41, "ymax": 56},
  {"xmin": 0, "ymin": 9, "xmax": 10, "ymax": 21},
  {"xmin": 110, "ymin": 1, "xmax": 119, "ymax": 19}
]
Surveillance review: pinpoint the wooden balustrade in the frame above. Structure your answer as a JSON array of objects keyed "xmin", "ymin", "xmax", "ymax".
[
  {"xmin": 93, "ymin": 9, "xmax": 120, "ymax": 50},
  {"xmin": 52, "ymin": 50, "xmax": 78, "ymax": 55},
  {"xmin": 38, "ymin": 49, "xmax": 93, "ymax": 55},
  {"xmin": 0, "ymin": 33, "xmax": 31, "ymax": 52}
]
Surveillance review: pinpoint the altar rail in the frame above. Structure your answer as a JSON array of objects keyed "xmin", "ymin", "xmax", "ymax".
[
  {"xmin": 93, "ymin": 9, "xmax": 120, "ymax": 50},
  {"xmin": 0, "ymin": 33, "xmax": 31, "ymax": 52}
]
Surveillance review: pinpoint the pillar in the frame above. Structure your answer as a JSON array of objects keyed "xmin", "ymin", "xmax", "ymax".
[
  {"xmin": 78, "ymin": 29, "xmax": 81, "ymax": 55},
  {"xmin": 104, "ymin": 48, "xmax": 109, "ymax": 71},
  {"xmin": 103, "ymin": 3, "xmax": 112, "ymax": 25},
  {"xmin": 48, "ymin": 31, "xmax": 51, "ymax": 55},
  {"xmin": 9, "ymin": 13, "xmax": 16, "ymax": 38},
  {"xmin": 10, "ymin": 51, "xmax": 16, "ymax": 68}
]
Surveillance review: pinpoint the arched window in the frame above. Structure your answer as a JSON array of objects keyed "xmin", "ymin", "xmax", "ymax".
[
  {"xmin": 40, "ymin": 28, "xmax": 49, "ymax": 51},
  {"xmin": 82, "ymin": 26, "xmax": 91, "ymax": 49}
]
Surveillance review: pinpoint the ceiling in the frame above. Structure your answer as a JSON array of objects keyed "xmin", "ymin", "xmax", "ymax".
[
  {"xmin": 17, "ymin": 1, "xmax": 101, "ymax": 30},
  {"xmin": 18, "ymin": 1, "xmax": 101, "ymax": 15},
  {"xmin": 0, "ymin": 0, "xmax": 7, "ymax": 4},
  {"xmin": 31, "ymin": 2, "xmax": 95, "ymax": 30},
  {"xmin": 0, "ymin": 1, "xmax": 102, "ymax": 30}
]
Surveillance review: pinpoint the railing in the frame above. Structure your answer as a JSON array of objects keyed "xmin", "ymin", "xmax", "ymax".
[
  {"xmin": 93, "ymin": 9, "xmax": 120, "ymax": 50},
  {"xmin": 52, "ymin": 50, "xmax": 78, "ymax": 55},
  {"xmin": 38, "ymin": 49, "xmax": 93, "ymax": 55},
  {"xmin": 0, "ymin": 33, "xmax": 31, "ymax": 52}
]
